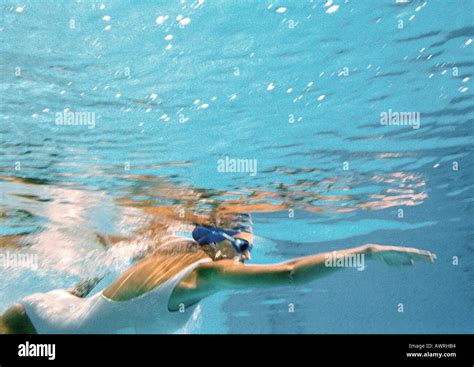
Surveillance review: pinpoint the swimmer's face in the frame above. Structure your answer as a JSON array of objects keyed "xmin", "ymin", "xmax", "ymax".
[{"xmin": 204, "ymin": 239, "xmax": 251, "ymax": 263}]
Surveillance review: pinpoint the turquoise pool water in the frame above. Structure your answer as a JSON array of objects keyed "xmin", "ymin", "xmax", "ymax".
[{"xmin": 1, "ymin": 0, "xmax": 473, "ymax": 333}]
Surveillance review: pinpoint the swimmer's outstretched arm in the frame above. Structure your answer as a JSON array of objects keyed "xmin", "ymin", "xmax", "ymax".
[{"xmin": 197, "ymin": 244, "xmax": 436, "ymax": 289}]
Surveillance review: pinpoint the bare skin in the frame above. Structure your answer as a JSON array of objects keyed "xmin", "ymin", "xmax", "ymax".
[
  {"xmin": 0, "ymin": 304, "xmax": 37, "ymax": 334},
  {"xmin": 103, "ymin": 242, "xmax": 436, "ymax": 310},
  {"xmin": 0, "ymin": 241, "xmax": 436, "ymax": 334}
]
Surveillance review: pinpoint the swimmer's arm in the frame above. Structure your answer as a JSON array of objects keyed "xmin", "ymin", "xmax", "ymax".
[{"xmin": 197, "ymin": 244, "xmax": 436, "ymax": 288}]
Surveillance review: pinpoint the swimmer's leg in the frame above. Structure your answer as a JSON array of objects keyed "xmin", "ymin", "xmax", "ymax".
[{"xmin": 0, "ymin": 304, "xmax": 37, "ymax": 334}]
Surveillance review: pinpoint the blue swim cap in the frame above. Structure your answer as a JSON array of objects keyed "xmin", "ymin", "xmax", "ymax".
[{"xmin": 192, "ymin": 225, "xmax": 253, "ymax": 254}]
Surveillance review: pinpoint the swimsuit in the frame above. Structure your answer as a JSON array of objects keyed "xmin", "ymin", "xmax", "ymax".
[{"xmin": 21, "ymin": 258, "xmax": 211, "ymax": 334}]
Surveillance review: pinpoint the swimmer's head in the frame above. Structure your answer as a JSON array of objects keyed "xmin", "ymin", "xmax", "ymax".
[{"xmin": 192, "ymin": 225, "xmax": 253, "ymax": 263}]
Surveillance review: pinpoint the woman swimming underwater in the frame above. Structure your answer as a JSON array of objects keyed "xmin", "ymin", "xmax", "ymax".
[{"xmin": 0, "ymin": 221, "xmax": 436, "ymax": 334}]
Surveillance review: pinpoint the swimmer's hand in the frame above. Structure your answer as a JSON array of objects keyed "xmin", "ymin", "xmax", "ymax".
[{"xmin": 363, "ymin": 244, "xmax": 437, "ymax": 266}]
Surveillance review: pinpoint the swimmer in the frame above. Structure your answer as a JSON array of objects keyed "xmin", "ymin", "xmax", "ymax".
[{"xmin": 0, "ymin": 223, "xmax": 436, "ymax": 334}]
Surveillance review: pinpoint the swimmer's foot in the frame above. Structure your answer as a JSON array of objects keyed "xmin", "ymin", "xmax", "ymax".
[{"xmin": 364, "ymin": 244, "xmax": 437, "ymax": 266}]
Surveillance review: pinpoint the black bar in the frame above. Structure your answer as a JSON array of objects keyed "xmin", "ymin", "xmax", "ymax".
[{"xmin": 0, "ymin": 334, "xmax": 472, "ymax": 366}]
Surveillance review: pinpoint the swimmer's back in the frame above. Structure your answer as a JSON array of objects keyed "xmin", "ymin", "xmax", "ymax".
[{"xmin": 21, "ymin": 256, "xmax": 211, "ymax": 334}]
